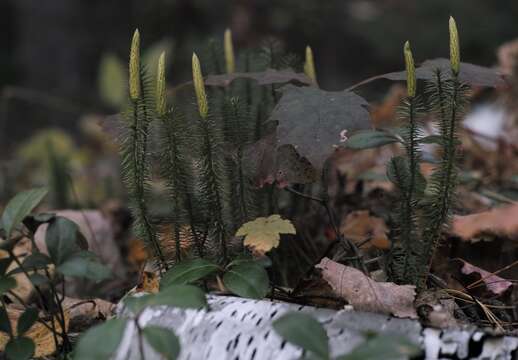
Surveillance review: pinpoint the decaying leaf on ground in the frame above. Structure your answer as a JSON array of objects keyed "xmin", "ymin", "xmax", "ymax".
[
  {"xmin": 316, "ymin": 257, "xmax": 417, "ymax": 318},
  {"xmin": 451, "ymin": 204, "xmax": 518, "ymax": 242},
  {"xmin": 236, "ymin": 215, "xmax": 296, "ymax": 253},
  {"xmin": 458, "ymin": 259, "xmax": 512, "ymax": 296},
  {"xmin": 340, "ymin": 210, "xmax": 390, "ymax": 250}
]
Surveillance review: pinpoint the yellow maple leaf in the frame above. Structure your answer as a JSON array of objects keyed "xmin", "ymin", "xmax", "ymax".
[{"xmin": 236, "ymin": 215, "xmax": 296, "ymax": 253}]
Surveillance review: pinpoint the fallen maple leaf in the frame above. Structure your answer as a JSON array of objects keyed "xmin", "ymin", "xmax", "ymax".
[
  {"xmin": 451, "ymin": 204, "xmax": 518, "ymax": 241},
  {"xmin": 316, "ymin": 257, "xmax": 417, "ymax": 318},
  {"xmin": 236, "ymin": 215, "xmax": 296, "ymax": 253},
  {"xmin": 459, "ymin": 259, "xmax": 512, "ymax": 295},
  {"xmin": 340, "ymin": 210, "xmax": 390, "ymax": 250}
]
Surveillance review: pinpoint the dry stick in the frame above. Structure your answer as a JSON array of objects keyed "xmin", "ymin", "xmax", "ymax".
[
  {"xmin": 283, "ymin": 186, "xmax": 369, "ymax": 275},
  {"xmin": 446, "ymin": 289, "xmax": 505, "ymax": 331}
]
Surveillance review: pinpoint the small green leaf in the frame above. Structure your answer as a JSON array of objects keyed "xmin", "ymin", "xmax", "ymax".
[
  {"xmin": 223, "ymin": 262, "xmax": 269, "ymax": 299},
  {"xmin": 155, "ymin": 285, "xmax": 207, "ymax": 309},
  {"xmin": 346, "ymin": 130, "xmax": 399, "ymax": 150},
  {"xmin": 17, "ymin": 308, "xmax": 38, "ymax": 335},
  {"xmin": 125, "ymin": 285, "xmax": 207, "ymax": 314},
  {"xmin": 28, "ymin": 273, "xmax": 48, "ymax": 286},
  {"xmin": 74, "ymin": 318, "xmax": 128, "ymax": 360},
  {"xmin": 161, "ymin": 259, "xmax": 219, "ymax": 288},
  {"xmin": 1, "ymin": 188, "xmax": 48, "ymax": 239},
  {"xmin": 142, "ymin": 326, "xmax": 180, "ymax": 360},
  {"xmin": 419, "ymin": 135, "xmax": 442, "ymax": 144},
  {"xmin": 22, "ymin": 253, "xmax": 52, "ymax": 271},
  {"xmin": 0, "ymin": 306, "xmax": 12, "ymax": 335},
  {"xmin": 124, "ymin": 294, "xmax": 155, "ymax": 314},
  {"xmin": 57, "ymin": 251, "xmax": 111, "ymax": 281},
  {"xmin": 228, "ymin": 256, "xmax": 272, "ymax": 268},
  {"xmin": 273, "ymin": 312, "xmax": 329, "ymax": 360},
  {"xmin": 0, "ymin": 258, "xmax": 12, "ymax": 275},
  {"xmin": 337, "ymin": 335, "xmax": 421, "ymax": 360},
  {"xmin": 0, "ymin": 276, "xmax": 17, "ymax": 296},
  {"xmin": 45, "ymin": 217, "xmax": 84, "ymax": 265},
  {"xmin": 5, "ymin": 336, "xmax": 35, "ymax": 360}
]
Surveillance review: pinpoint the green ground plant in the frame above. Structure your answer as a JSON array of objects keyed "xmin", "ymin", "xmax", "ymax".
[
  {"xmin": 0, "ymin": 188, "xmax": 110, "ymax": 359},
  {"xmin": 347, "ymin": 17, "xmax": 469, "ymax": 290},
  {"xmin": 1, "ymin": 15, "xmax": 502, "ymax": 360},
  {"xmin": 120, "ymin": 18, "xmax": 474, "ymax": 292}
]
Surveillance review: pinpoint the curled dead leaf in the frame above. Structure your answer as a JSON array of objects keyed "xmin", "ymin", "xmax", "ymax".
[
  {"xmin": 451, "ymin": 204, "xmax": 518, "ymax": 241},
  {"xmin": 340, "ymin": 210, "xmax": 390, "ymax": 250},
  {"xmin": 459, "ymin": 259, "xmax": 512, "ymax": 296},
  {"xmin": 63, "ymin": 297, "xmax": 115, "ymax": 319},
  {"xmin": 316, "ymin": 257, "xmax": 417, "ymax": 319}
]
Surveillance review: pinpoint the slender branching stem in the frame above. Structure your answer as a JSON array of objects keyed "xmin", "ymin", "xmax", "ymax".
[
  {"xmin": 201, "ymin": 120, "xmax": 228, "ymax": 261},
  {"xmin": 284, "ymin": 186, "xmax": 368, "ymax": 274}
]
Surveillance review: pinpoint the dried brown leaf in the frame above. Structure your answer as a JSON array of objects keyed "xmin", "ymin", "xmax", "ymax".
[
  {"xmin": 451, "ymin": 204, "xmax": 518, "ymax": 241},
  {"xmin": 460, "ymin": 259, "xmax": 512, "ymax": 295},
  {"xmin": 340, "ymin": 210, "xmax": 390, "ymax": 250},
  {"xmin": 316, "ymin": 257, "xmax": 417, "ymax": 318}
]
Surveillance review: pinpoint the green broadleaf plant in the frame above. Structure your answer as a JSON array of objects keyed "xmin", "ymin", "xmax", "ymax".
[
  {"xmin": 74, "ymin": 318, "xmax": 128, "ymax": 360},
  {"xmin": 222, "ymin": 261, "xmax": 269, "ymax": 299},
  {"xmin": 273, "ymin": 312, "xmax": 329, "ymax": 360},
  {"xmin": 160, "ymin": 258, "xmax": 220, "ymax": 288},
  {"xmin": 5, "ymin": 337, "xmax": 35, "ymax": 360},
  {"xmin": 1, "ymin": 187, "xmax": 47, "ymax": 240},
  {"xmin": 142, "ymin": 326, "xmax": 180, "ymax": 360},
  {"xmin": 346, "ymin": 130, "xmax": 400, "ymax": 150},
  {"xmin": 16, "ymin": 308, "xmax": 39, "ymax": 336}
]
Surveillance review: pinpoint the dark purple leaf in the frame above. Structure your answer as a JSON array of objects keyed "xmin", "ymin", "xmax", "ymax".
[
  {"xmin": 205, "ymin": 69, "xmax": 313, "ymax": 87},
  {"xmin": 270, "ymin": 85, "xmax": 371, "ymax": 170},
  {"xmin": 349, "ymin": 58, "xmax": 505, "ymax": 90},
  {"xmin": 242, "ymin": 134, "xmax": 317, "ymax": 187}
]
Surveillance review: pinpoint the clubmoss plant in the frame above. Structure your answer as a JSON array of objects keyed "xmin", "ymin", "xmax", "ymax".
[
  {"xmin": 120, "ymin": 29, "xmax": 167, "ymax": 269},
  {"xmin": 387, "ymin": 41, "xmax": 426, "ymax": 285},
  {"xmin": 192, "ymin": 52, "xmax": 233, "ymax": 261},
  {"xmin": 416, "ymin": 16, "xmax": 469, "ymax": 289},
  {"xmin": 388, "ymin": 17, "xmax": 469, "ymax": 290},
  {"xmin": 304, "ymin": 45, "xmax": 317, "ymax": 86},
  {"xmin": 224, "ymin": 29, "xmax": 236, "ymax": 74}
]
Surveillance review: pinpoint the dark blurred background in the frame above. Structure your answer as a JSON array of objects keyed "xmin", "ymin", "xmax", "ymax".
[{"xmin": 1, "ymin": 0, "xmax": 518, "ymax": 203}]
